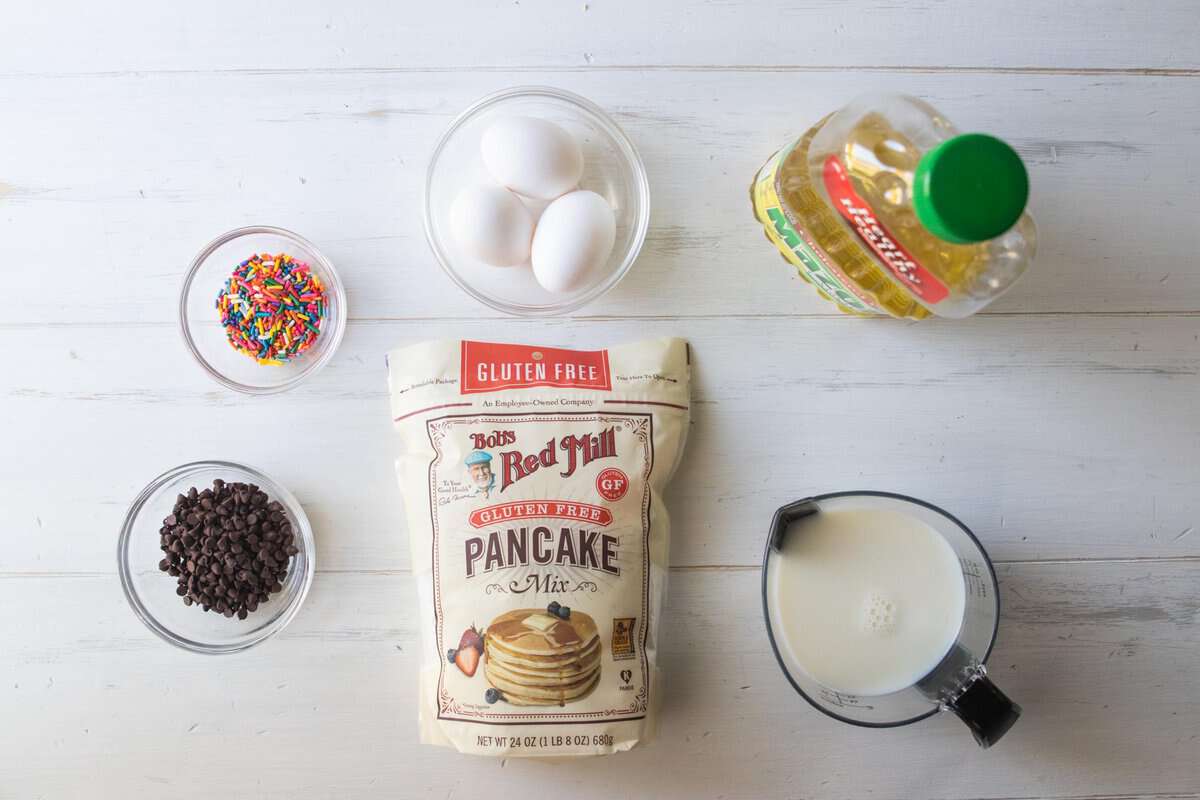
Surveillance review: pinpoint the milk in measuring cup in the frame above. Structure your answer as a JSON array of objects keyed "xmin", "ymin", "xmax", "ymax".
[{"xmin": 767, "ymin": 508, "xmax": 966, "ymax": 696}]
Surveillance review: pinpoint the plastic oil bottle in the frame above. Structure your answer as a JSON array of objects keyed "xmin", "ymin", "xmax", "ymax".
[{"xmin": 751, "ymin": 94, "xmax": 1036, "ymax": 319}]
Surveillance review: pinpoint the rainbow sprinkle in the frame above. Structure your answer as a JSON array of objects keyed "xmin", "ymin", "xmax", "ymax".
[{"xmin": 215, "ymin": 253, "xmax": 326, "ymax": 365}]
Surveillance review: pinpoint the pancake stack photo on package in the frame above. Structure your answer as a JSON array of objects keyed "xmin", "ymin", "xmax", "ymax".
[{"xmin": 484, "ymin": 607, "xmax": 602, "ymax": 706}]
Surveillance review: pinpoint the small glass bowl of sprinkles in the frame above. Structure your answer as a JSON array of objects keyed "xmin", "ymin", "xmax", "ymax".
[{"xmin": 180, "ymin": 226, "xmax": 347, "ymax": 393}]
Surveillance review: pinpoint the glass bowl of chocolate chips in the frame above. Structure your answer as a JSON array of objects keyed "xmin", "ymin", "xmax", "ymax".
[{"xmin": 118, "ymin": 461, "xmax": 316, "ymax": 653}]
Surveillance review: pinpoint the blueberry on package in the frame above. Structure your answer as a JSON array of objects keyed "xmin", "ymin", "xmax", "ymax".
[{"xmin": 387, "ymin": 338, "xmax": 691, "ymax": 756}]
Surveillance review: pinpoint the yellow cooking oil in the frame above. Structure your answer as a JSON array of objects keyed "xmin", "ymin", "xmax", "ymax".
[{"xmin": 752, "ymin": 94, "xmax": 1036, "ymax": 319}]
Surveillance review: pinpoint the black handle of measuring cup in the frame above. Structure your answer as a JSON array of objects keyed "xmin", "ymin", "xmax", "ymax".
[
  {"xmin": 945, "ymin": 668, "xmax": 1022, "ymax": 749},
  {"xmin": 767, "ymin": 499, "xmax": 819, "ymax": 552}
]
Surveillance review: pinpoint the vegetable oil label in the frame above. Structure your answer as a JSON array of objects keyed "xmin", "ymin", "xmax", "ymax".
[
  {"xmin": 388, "ymin": 339, "xmax": 690, "ymax": 757},
  {"xmin": 822, "ymin": 156, "xmax": 949, "ymax": 304},
  {"xmin": 752, "ymin": 144, "xmax": 883, "ymax": 315}
]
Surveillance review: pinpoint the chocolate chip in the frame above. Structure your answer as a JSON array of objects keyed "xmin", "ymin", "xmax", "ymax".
[{"xmin": 156, "ymin": 479, "xmax": 296, "ymax": 620}]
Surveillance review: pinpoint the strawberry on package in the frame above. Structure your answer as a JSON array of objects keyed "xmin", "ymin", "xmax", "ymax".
[{"xmin": 387, "ymin": 339, "xmax": 691, "ymax": 756}]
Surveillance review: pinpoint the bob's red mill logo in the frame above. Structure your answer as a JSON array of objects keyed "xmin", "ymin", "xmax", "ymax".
[
  {"xmin": 460, "ymin": 341, "xmax": 612, "ymax": 394},
  {"xmin": 470, "ymin": 428, "xmax": 619, "ymax": 492}
]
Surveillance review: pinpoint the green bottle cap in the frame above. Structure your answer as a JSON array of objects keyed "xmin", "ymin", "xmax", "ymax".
[{"xmin": 912, "ymin": 133, "xmax": 1029, "ymax": 244}]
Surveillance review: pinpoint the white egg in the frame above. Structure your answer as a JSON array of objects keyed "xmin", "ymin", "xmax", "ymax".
[
  {"xmin": 531, "ymin": 190, "xmax": 616, "ymax": 293},
  {"xmin": 450, "ymin": 184, "xmax": 534, "ymax": 267},
  {"xmin": 481, "ymin": 116, "xmax": 584, "ymax": 200}
]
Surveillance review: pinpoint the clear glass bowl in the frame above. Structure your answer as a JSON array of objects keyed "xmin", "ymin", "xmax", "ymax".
[
  {"xmin": 179, "ymin": 226, "xmax": 347, "ymax": 394},
  {"xmin": 424, "ymin": 86, "xmax": 650, "ymax": 316},
  {"xmin": 118, "ymin": 461, "xmax": 316, "ymax": 654}
]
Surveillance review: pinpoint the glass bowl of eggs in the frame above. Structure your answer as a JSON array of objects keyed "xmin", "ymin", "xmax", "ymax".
[{"xmin": 424, "ymin": 86, "xmax": 650, "ymax": 316}]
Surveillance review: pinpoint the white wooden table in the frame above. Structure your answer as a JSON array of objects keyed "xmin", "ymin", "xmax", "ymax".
[{"xmin": 3, "ymin": 2, "xmax": 1199, "ymax": 798}]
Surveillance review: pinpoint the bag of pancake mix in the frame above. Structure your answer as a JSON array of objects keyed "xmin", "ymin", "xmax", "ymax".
[{"xmin": 387, "ymin": 338, "xmax": 690, "ymax": 756}]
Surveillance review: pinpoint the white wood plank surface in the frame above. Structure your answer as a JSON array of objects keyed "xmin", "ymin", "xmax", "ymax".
[
  {"xmin": 3, "ymin": 0, "xmax": 1199, "ymax": 73},
  {"xmin": 3, "ymin": 562, "xmax": 1197, "ymax": 799},
  {"xmin": 2, "ymin": 2, "xmax": 1198, "ymax": 799},
  {"xmin": 3, "ymin": 316, "xmax": 1198, "ymax": 573},
  {"xmin": 2, "ymin": 70, "xmax": 1198, "ymax": 321}
]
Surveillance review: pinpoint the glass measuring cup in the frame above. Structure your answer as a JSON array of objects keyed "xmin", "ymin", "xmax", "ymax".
[{"xmin": 761, "ymin": 491, "xmax": 1021, "ymax": 748}]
